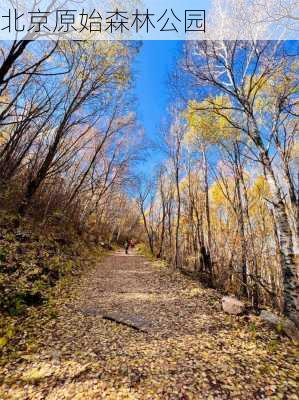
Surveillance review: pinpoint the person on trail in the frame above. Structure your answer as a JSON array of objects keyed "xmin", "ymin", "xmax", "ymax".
[{"xmin": 124, "ymin": 240, "xmax": 129, "ymax": 254}]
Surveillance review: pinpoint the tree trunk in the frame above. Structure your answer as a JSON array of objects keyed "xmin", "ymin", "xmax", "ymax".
[
  {"xmin": 140, "ymin": 206, "xmax": 154, "ymax": 256},
  {"xmin": 252, "ymin": 122, "xmax": 298, "ymax": 324},
  {"xmin": 264, "ymin": 158, "xmax": 299, "ymax": 325},
  {"xmin": 158, "ymin": 202, "xmax": 166, "ymax": 259},
  {"xmin": 202, "ymin": 147, "xmax": 213, "ymax": 284},
  {"xmin": 233, "ymin": 143, "xmax": 248, "ymax": 298},
  {"xmin": 174, "ymin": 163, "xmax": 181, "ymax": 269}
]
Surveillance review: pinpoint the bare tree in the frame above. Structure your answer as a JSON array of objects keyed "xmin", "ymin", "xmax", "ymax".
[{"xmin": 166, "ymin": 116, "xmax": 186, "ymax": 269}]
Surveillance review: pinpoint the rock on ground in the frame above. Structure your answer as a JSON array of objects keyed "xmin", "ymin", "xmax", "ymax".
[
  {"xmin": 260, "ymin": 310, "xmax": 299, "ymax": 342},
  {"xmin": 222, "ymin": 296, "xmax": 245, "ymax": 315}
]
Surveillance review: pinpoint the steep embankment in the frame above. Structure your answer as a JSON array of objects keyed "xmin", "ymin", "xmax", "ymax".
[{"xmin": 0, "ymin": 212, "xmax": 103, "ymax": 358}]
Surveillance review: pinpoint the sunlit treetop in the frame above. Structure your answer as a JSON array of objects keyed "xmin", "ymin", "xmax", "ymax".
[
  {"xmin": 244, "ymin": 61, "xmax": 299, "ymax": 115},
  {"xmin": 183, "ymin": 96, "xmax": 240, "ymax": 146}
]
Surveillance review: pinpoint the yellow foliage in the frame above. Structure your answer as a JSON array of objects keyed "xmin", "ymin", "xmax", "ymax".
[
  {"xmin": 250, "ymin": 176, "xmax": 270, "ymax": 200},
  {"xmin": 0, "ymin": 336, "xmax": 8, "ymax": 347},
  {"xmin": 184, "ymin": 96, "xmax": 238, "ymax": 146},
  {"xmin": 21, "ymin": 366, "xmax": 52, "ymax": 383},
  {"xmin": 210, "ymin": 180, "xmax": 232, "ymax": 207},
  {"xmin": 251, "ymin": 62, "xmax": 299, "ymax": 112},
  {"xmin": 248, "ymin": 176, "xmax": 271, "ymax": 221}
]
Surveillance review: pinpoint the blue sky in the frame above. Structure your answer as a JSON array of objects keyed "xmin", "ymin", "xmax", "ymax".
[
  {"xmin": 132, "ymin": 41, "xmax": 183, "ymax": 170},
  {"xmin": 131, "ymin": 40, "xmax": 299, "ymax": 179}
]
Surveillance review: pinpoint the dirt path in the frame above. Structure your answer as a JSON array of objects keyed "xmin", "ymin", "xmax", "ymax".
[{"xmin": 1, "ymin": 252, "xmax": 298, "ymax": 400}]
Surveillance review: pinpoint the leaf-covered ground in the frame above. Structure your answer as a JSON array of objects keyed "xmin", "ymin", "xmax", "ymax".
[{"xmin": 1, "ymin": 251, "xmax": 298, "ymax": 399}]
